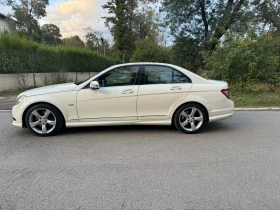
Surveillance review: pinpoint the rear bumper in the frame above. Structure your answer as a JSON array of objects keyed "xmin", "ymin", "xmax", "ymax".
[
  {"xmin": 209, "ymin": 111, "xmax": 234, "ymax": 122},
  {"xmin": 208, "ymin": 100, "xmax": 234, "ymax": 122}
]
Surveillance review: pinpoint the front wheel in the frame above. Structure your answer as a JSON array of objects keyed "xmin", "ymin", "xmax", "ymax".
[
  {"xmin": 174, "ymin": 103, "xmax": 207, "ymax": 134},
  {"xmin": 25, "ymin": 104, "xmax": 64, "ymax": 136}
]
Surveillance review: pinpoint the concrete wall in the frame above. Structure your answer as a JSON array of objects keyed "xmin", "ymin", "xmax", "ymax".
[{"xmin": 0, "ymin": 72, "xmax": 98, "ymax": 91}]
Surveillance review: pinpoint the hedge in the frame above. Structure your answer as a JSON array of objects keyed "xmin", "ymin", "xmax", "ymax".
[{"xmin": 0, "ymin": 34, "xmax": 120, "ymax": 74}]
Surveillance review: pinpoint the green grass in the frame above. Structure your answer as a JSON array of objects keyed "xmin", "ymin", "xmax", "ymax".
[
  {"xmin": 0, "ymin": 88, "xmax": 31, "ymax": 97},
  {"xmin": 231, "ymin": 89, "xmax": 280, "ymax": 107}
]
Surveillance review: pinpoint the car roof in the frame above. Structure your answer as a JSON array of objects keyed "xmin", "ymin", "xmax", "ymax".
[{"xmin": 111, "ymin": 62, "xmax": 180, "ymax": 69}]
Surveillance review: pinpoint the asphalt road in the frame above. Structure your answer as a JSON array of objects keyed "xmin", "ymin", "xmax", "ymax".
[
  {"xmin": 0, "ymin": 111, "xmax": 280, "ymax": 210},
  {"xmin": 0, "ymin": 100, "xmax": 16, "ymax": 110}
]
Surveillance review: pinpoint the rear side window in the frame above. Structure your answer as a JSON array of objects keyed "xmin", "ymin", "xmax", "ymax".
[{"xmin": 143, "ymin": 66, "xmax": 191, "ymax": 85}]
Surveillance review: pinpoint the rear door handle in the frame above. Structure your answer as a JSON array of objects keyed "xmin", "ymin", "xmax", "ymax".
[
  {"xmin": 170, "ymin": 86, "xmax": 182, "ymax": 90},
  {"xmin": 122, "ymin": 89, "xmax": 134, "ymax": 94}
]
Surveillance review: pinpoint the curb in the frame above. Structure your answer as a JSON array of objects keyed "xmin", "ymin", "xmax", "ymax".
[{"xmin": 234, "ymin": 108, "xmax": 280, "ymax": 111}]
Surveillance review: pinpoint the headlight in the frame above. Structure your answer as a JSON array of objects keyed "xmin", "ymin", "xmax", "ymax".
[{"xmin": 16, "ymin": 96, "xmax": 27, "ymax": 105}]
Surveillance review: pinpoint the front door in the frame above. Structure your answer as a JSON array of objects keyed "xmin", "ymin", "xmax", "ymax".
[
  {"xmin": 137, "ymin": 65, "xmax": 192, "ymax": 120},
  {"xmin": 77, "ymin": 65, "xmax": 140, "ymax": 122}
]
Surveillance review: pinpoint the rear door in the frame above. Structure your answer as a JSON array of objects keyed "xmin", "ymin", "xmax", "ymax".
[{"xmin": 137, "ymin": 65, "xmax": 192, "ymax": 120}]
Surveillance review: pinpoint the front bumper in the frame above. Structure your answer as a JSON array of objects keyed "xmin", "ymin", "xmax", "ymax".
[
  {"xmin": 12, "ymin": 121, "xmax": 22, "ymax": 128},
  {"xmin": 12, "ymin": 104, "xmax": 23, "ymax": 128}
]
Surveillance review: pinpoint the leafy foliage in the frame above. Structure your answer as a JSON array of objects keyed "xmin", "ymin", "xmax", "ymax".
[
  {"xmin": 130, "ymin": 38, "xmax": 172, "ymax": 63},
  {"xmin": 62, "ymin": 35, "xmax": 85, "ymax": 48},
  {"xmin": 203, "ymin": 29, "xmax": 280, "ymax": 87},
  {"xmin": 161, "ymin": 0, "xmax": 254, "ymax": 50},
  {"xmin": 132, "ymin": 7, "xmax": 162, "ymax": 42},
  {"xmin": 102, "ymin": 0, "xmax": 137, "ymax": 62},
  {"xmin": 172, "ymin": 36, "xmax": 202, "ymax": 72},
  {"xmin": 6, "ymin": 0, "xmax": 49, "ymax": 36},
  {"xmin": 83, "ymin": 27, "xmax": 110, "ymax": 55},
  {"xmin": 255, "ymin": 0, "xmax": 280, "ymax": 31},
  {"xmin": 102, "ymin": 0, "xmax": 163, "ymax": 62},
  {"xmin": 84, "ymin": 27, "xmax": 105, "ymax": 46},
  {"xmin": 41, "ymin": 24, "xmax": 62, "ymax": 45}
]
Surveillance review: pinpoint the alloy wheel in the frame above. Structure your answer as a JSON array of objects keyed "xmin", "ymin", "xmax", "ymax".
[
  {"xmin": 28, "ymin": 108, "xmax": 57, "ymax": 134},
  {"xmin": 179, "ymin": 107, "xmax": 204, "ymax": 132}
]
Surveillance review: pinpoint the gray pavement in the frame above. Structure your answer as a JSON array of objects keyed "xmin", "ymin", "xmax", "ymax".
[
  {"xmin": 0, "ymin": 101, "xmax": 15, "ymax": 110},
  {"xmin": 0, "ymin": 111, "xmax": 280, "ymax": 210},
  {"xmin": 0, "ymin": 96, "xmax": 16, "ymax": 110}
]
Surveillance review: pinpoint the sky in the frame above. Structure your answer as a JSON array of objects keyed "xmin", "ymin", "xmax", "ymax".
[{"xmin": 1, "ymin": 0, "xmax": 111, "ymax": 40}]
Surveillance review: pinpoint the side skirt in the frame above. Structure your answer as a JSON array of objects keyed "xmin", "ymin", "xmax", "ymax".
[{"xmin": 66, "ymin": 120, "xmax": 172, "ymax": 128}]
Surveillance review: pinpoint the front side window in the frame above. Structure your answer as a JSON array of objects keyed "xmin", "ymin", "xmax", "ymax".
[
  {"xmin": 97, "ymin": 66, "xmax": 139, "ymax": 87},
  {"xmin": 144, "ymin": 66, "xmax": 191, "ymax": 85}
]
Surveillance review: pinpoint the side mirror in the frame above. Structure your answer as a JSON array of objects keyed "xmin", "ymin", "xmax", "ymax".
[{"xmin": 90, "ymin": 81, "xmax": 100, "ymax": 90}]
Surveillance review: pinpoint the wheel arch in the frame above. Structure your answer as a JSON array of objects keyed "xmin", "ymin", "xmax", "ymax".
[
  {"xmin": 171, "ymin": 101, "xmax": 209, "ymax": 125},
  {"xmin": 22, "ymin": 102, "xmax": 66, "ymax": 128}
]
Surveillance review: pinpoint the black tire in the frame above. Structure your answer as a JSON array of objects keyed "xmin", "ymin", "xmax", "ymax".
[
  {"xmin": 25, "ymin": 103, "xmax": 64, "ymax": 137},
  {"xmin": 174, "ymin": 103, "xmax": 207, "ymax": 134}
]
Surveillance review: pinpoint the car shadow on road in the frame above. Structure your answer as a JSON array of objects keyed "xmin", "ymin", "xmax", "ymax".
[
  {"xmin": 59, "ymin": 120, "xmax": 236, "ymax": 136},
  {"xmin": 202, "ymin": 121, "xmax": 237, "ymax": 133},
  {"xmin": 61, "ymin": 125, "xmax": 177, "ymax": 135}
]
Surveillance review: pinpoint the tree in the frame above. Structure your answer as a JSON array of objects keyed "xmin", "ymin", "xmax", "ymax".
[
  {"xmin": 5, "ymin": 0, "xmax": 49, "ymax": 36},
  {"xmin": 161, "ymin": 0, "xmax": 256, "ymax": 51},
  {"xmin": 102, "ymin": 0, "xmax": 137, "ymax": 62},
  {"xmin": 172, "ymin": 36, "xmax": 202, "ymax": 72},
  {"xmin": 151, "ymin": 0, "xmax": 269, "ymax": 71},
  {"xmin": 130, "ymin": 38, "xmax": 172, "ymax": 63},
  {"xmin": 255, "ymin": 0, "xmax": 280, "ymax": 32},
  {"xmin": 84, "ymin": 27, "xmax": 104, "ymax": 46},
  {"xmin": 62, "ymin": 35, "xmax": 85, "ymax": 48},
  {"xmin": 132, "ymin": 7, "xmax": 161, "ymax": 42},
  {"xmin": 41, "ymin": 24, "xmax": 62, "ymax": 45},
  {"xmin": 84, "ymin": 27, "xmax": 109, "ymax": 53}
]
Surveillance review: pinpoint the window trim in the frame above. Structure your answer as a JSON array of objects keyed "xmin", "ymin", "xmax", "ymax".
[
  {"xmin": 82, "ymin": 65, "xmax": 141, "ymax": 89},
  {"xmin": 141, "ymin": 65, "xmax": 192, "ymax": 85}
]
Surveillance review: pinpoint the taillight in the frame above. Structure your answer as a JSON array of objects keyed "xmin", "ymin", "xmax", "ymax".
[{"xmin": 221, "ymin": 88, "xmax": 230, "ymax": 99}]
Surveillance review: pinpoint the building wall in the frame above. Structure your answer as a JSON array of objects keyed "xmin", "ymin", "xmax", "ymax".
[
  {"xmin": 0, "ymin": 18, "xmax": 9, "ymax": 31},
  {"xmin": 0, "ymin": 72, "xmax": 99, "ymax": 91}
]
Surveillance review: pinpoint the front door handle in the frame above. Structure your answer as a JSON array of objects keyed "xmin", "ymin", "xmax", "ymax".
[
  {"xmin": 122, "ymin": 89, "xmax": 134, "ymax": 94},
  {"xmin": 170, "ymin": 86, "xmax": 182, "ymax": 90}
]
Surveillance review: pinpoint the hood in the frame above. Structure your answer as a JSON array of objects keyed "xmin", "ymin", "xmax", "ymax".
[{"xmin": 18, "ymin": 83, "xmax": 77, "ymax": 97}]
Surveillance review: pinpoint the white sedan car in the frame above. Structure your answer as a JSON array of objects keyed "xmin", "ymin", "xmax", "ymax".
[{"xmin": 12, "ymin": 63, "xmax": 234, "ymax": 136}]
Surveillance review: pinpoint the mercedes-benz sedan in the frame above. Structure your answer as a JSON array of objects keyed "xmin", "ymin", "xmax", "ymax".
[{"xmin": 12, "ymin": 63, "xmax": 234, "ymax": 136}]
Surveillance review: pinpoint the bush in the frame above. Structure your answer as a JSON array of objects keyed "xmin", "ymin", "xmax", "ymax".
[
  {"xmin": 0, "ymin": 34, "xmax": 120, "ymax": 74},
  {"xmin": 202, "ymin": 30, "xmax": 280, "ymax": 87}
]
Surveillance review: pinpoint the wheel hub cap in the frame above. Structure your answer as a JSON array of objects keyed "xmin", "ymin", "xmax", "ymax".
[
  {"xmin": 179, "ymin": 107, "xmax": 203, "ymax": 132},
  {"xmin": 29, "ymin": 108, "xmax": 57, "ymax": 134}
]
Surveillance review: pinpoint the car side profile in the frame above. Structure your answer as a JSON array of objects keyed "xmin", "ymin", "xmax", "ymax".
[{"xmin": 12, "ymin": 63, "xmax": 234, "ymax": 136}]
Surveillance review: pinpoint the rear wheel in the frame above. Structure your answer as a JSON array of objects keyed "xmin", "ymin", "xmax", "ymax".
[
  {"xmin": 25, "ymin": 104, "xmax": 64, "ymax": 136},
  {"xmin": 174, "ymin": 103, "xmax": 207, "ymax": 134}
]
